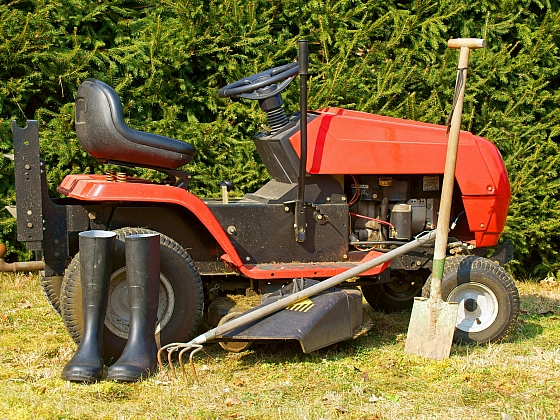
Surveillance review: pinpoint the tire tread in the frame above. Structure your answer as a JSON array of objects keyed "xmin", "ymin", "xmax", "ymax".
[
  {"xmin": 422, "ymin": 255, "xmax": 519, "ymax": 343},
  {"xmin": 40, "ymin": 275, "xmax": 62, "ymax": 314},
  {"xmin": 60, "ymin": 227, "xmax": 204, "ymax": 349}
]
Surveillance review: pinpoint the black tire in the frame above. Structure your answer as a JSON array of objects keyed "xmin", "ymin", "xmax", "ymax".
[
  {"xmin": 361, "ymin": 270, "xmax": 427, "ymax": 312},
  {"xmin": 422, "ymin": 255, "xmax": 519, "ymax": 344},
  {"xmin": 40, "ymin": 274, "xmax": 63, "ymax": 314},
  {"xmin": 60, "ymin": 227, "xmax": 204, "ymax": 362},
  {"xmin": 217, "ymin": 312, "xmax": 253, "ymax": 353}
]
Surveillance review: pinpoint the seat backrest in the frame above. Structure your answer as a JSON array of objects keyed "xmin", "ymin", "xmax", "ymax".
[{"xmin": 75, "ymin": 79, "xmax": 195, "ymax": 169}]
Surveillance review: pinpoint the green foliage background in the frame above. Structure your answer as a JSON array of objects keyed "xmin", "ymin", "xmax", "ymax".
[{"xmin": 1, "ymin": 0, "xmax": 559, "ymax": 278}]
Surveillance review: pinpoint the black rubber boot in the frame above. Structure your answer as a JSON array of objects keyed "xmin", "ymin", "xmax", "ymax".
[
  {"xmin": 61, "ymin": 230, "xmax": 116, "ymax": 382},
  {"xmin": 107, "ymin": 233, "xmax": 160, "ymax": 382}
]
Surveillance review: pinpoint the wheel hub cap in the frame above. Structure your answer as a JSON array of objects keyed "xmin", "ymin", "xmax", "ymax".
[
  {"xmin": 105, "ymin": 267, "xmax": 175, "ymax": 339},
  {"xmin": 382, "ymin": 281, "xmax": 422, "ymax": 302},
  {"xmin": 464, "ymin": 298, "xmax": 478, "ymax": 312},
  {"xmin": 448, "ymin": 282, "xmax": 498, "ymax": 333}
]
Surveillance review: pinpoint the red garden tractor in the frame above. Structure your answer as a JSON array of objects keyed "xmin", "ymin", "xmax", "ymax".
[{"xmin": 9, "ymin": 47, "xmax": 519, "ymax": 360}]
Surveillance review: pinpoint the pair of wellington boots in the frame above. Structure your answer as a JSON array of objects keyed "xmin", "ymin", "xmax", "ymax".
[{"xmin": 61, "ymin": 231, "xmax": 160, "ymax": 383}]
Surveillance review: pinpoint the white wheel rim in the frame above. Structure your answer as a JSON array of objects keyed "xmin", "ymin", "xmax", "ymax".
[
  {"xmin": 105, "ymin": 266, "xmax": 176, "ymax": 339},
  {"xmin": 448, "ymin": 282, "xmax": 499, "ymax": 333}
]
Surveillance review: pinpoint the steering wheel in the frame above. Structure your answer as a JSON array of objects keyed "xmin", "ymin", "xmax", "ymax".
[{"xmin": 217, "ymin": 62, "xmax": 299, "ymax": 100}]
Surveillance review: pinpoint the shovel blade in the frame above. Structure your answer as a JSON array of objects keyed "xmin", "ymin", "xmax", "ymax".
[{"xmin": 404, "ymin": 297, "xmax": 459, "ymax": 360}]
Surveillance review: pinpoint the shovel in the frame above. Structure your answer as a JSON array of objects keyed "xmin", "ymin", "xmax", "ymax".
[{"xmin": 404, "ymin": 38, "xmax": 486, "ymax": 359}]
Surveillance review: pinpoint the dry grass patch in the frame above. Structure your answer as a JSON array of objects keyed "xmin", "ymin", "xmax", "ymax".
[{"xmin": 1, "ymin": 272, "xmax": 559, "ymax": 419}]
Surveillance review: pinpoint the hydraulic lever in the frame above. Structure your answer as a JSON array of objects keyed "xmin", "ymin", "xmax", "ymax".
[{"xmin": 295, "ymin": 39, "xmax": 309, "ymax": 242}]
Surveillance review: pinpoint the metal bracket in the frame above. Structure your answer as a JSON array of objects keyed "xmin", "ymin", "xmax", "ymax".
[
  {"xmin": 12, "ymin": 120, "xmax": 44, "ymax": 248},
  {"xmin": 489, "ymin": 239, "xmax": 514, "ymax": 266},
  {"xmin": 108, "ymin": 160, "xmax": 192, "ymax": 190},
  {"xmin": 294, "ymin": 200, "xmax": 307, "ymax": 242}
]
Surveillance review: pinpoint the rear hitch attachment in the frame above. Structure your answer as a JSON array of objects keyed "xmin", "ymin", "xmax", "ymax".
[{"xmin": 0, "ymin": 243, "xmax": 45, "ymax": 272}]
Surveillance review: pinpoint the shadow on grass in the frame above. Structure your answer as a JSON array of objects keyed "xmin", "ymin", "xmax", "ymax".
[
  {"xmin": 195, "ymin": 289, "xmax": 559, "ymax": 368},
  {"xmin": 513, "ymin": 290, "xmax": 559, "ymax": 342},
  {"xmin": 195, "ymin": 303, "xmax": 414, "ymax": 367},
  {"xmin": 520, "ymin": 292, "xmax": 560, "ymax": 316}
]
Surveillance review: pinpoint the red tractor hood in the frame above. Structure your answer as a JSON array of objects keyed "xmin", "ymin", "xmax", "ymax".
[{"xmin": 290, "ymin": 108, "xmax": 511, "ymax": 247}]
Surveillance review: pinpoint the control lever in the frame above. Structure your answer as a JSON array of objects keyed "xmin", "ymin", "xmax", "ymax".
[{"xmin": 220, "ymin": 180, "xmax": 233, "ymax": 204}]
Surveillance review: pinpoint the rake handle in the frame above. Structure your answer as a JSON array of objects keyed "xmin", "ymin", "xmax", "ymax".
[{"xmin": 190, "ymin": 230, "xmax": 437, "ymax": 345}]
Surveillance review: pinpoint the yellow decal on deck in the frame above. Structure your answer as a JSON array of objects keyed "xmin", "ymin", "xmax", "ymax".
[{"xmin": 286, "ymin": 298, "xmax": 314, "ymax": 313}]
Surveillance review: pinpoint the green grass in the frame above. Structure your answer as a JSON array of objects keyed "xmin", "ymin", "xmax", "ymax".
[{"xmin": 1, "ymin": 272, "xmax": 559, "ymax": 419}]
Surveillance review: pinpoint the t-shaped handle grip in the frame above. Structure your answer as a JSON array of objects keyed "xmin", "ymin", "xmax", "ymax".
[{"xmin": 447, "ymin": 38, "xmax": 486, "ymax": 49}]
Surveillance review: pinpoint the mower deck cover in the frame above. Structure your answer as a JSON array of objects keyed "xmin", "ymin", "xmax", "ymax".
[{"xmin": 215, "ymin": 279, "xmax": 363, "ymax": 353}]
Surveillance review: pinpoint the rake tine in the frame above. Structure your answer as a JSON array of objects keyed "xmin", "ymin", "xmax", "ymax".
[
  {"xmin": 157, "ymin": 343, "xmax": 184, "ymax": 378},
  {"xmin": 189, "ymin": 345, "xmax": 204, "ymax": 384},
  {"xmin": 168, "ymin": 347, "xmax": 178, "ymax": 378},
  {"xmin": 178, "ymin": 345, "xmax": 194, "ymax": 382},
  {"xmin": 157, "ymin": 345, "xmax": 168, "ymax": 371},
  {"xmin": 157, "ymin": 343, "xmax": 180, "ymax": 370},
  {"xmin": 177, "ymin": 344, "xmax": 203, "ymax": 384}
]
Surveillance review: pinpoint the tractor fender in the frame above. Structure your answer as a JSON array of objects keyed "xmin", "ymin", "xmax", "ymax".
[{"xmin": 57, "ymin": 174, "xmax": 245, "ymax": 268}]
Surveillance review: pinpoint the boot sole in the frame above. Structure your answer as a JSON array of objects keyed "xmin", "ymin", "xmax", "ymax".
[
  {"xmin": 106, "ymin": 371, "xmax": 149, "ymax": 382},
  {"xmin": 61, "ymin": 371, "xmax": 102, "ymax": 383}
]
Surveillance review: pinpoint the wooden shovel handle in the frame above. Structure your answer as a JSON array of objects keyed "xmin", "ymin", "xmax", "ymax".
[
  {"xmin": 430, "ymin": 38, "xmax": 486, "ymax": 301},
  {"xmin": 447, "ymin": 38, "xmax": 486, "ymax": 49}
]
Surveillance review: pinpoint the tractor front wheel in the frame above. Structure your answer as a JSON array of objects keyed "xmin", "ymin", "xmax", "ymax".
[
  {"xmin": 60, "ymin": 227, "xmax": 204, "ymax": 362},
  {"xmin": 422, "ymin": 255, "xmax": 519, "ymax": 344},
  {"xmin": 217, "ymin": 312, "xmax": 254, "ymax": 353},
  {"xmin": 361, "ymin": 270, "xmax": 427, "ymax": 312}
]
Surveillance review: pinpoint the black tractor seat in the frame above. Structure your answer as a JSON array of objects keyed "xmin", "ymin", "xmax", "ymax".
[{"xmin": 75, "ymin": 78, "xmax": 196, "ymax": 170}]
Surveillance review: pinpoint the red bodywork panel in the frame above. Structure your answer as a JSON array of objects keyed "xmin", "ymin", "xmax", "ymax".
[
  {"xmin": 57, "ymin": 175, "xmax": 388, "ymax": 279},
  {"xmin": 289, "ymin": 108, "xmax": 510, "ymax": 247},
  {"xmin": 57, "ymin": 107, "xmax": 510, "ymax": 279}
]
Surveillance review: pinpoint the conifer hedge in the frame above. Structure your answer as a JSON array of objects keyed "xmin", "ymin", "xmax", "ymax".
[{"xmin": 1, "ymin": 0, "xmax": 559, "ymax": 278}]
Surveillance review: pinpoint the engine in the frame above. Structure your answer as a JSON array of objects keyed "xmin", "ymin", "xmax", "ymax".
[{"xmin": 347, "ymin": 175, "xmax": 445, "ymax": 246}]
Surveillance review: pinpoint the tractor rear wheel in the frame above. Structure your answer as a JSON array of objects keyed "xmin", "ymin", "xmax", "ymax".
[
  {"xmin": 361, "ymin": 270, "xmax": 427, "ymax": 312},
  {"xmin": 40, "ymin": 274, "xmax": 63, "ymax": 314},
  {"xmin": 422, "ymin": 255, "xmax": 519, "ymax": 344},
  {"xmin": 60, "ymin": 227, "xmax": 204, "ymax": 362}
]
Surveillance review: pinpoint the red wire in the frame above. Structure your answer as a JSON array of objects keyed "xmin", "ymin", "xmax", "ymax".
[
  {"xmin": 349, "ymin": 212, "xmax": 394, "ymax": 228},
  {"xmin": 348, "ymin": 175, "xmax": 360, "ymax": 206}
]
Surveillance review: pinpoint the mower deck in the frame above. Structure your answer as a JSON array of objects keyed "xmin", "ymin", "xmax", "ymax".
[{"xmin": 215, "ymin": 280, "xmax": 363, "ymax": 353}]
